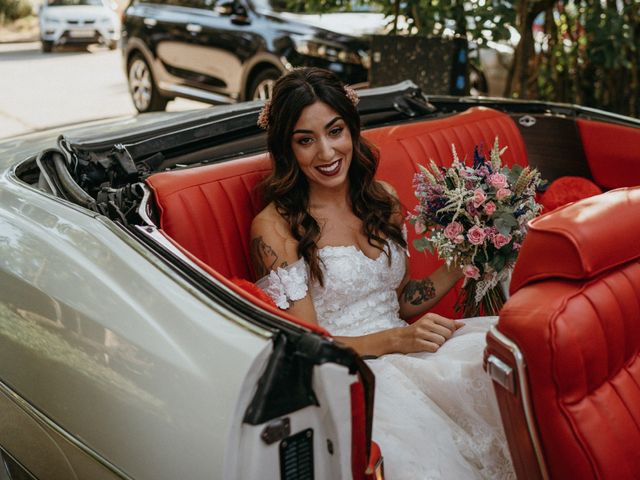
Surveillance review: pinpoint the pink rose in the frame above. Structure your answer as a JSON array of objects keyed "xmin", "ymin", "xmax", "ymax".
[
  {"xmin": 492, "ymin": 233, "xmax": 512, "ymax": 249},
  {"xmin": 462, "ymin": 265, "xmax": 480, "ymax": 280},
  {"xmin": 484, "ymin": 201, "xmax": 496, "ymax": 216},
  {"xmin": 467, "ymin": 225, "xmax": 486, "ymax": 245},
  {"xmin": 488, "ymin": 173, "xmax": 508, "ymax": 189},
  {"xmin": 454, "ymin": 234, "xmax": 465, "ymax": 244},
  {"xmin": 496, "ymin": 188, "xmax": 512, "ymax": 200},
  {"xmin": 472, "ymin": 188, "xmax": 486, "ymax": 208},
  {"xmin": 444, "ymin": 221, "xmax": 464, "ymax": 240},
  {"xmin": 414, "ymin": 220, "xmax": 427, "ymax": 235}
]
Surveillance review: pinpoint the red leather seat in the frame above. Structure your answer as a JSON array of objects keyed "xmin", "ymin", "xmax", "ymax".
[
  {"xmin": 146, "ymin": 106, "xmax": 528, "ymax": 318},
  {"xmin": 486, "ymin": 186, "xmax": 640, "ymax": 479}
]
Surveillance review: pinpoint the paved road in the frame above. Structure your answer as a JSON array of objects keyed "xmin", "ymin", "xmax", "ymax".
[{"xmin": 0, "ymin": 42, "xmax": 208, "ymax": 139}]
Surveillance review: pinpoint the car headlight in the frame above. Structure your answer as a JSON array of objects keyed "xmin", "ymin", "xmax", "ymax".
[{"xmin": 293, "ymin": 38, "xmax": 364, "ymax": 66}]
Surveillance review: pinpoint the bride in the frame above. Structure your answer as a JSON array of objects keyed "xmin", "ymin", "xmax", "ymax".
[{"xmin": 250, "ymin": 67, "xmax": 514, "ymax": 479}]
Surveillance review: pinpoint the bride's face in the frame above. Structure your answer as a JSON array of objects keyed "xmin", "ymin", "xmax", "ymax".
[{"xmin": 290, "ymin": 100, "xmax": 353, "ymax": 191}]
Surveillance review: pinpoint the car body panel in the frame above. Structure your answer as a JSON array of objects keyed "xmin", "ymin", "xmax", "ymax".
[{"xmin": 0, "ymin": 161, "xmax": 272, "ymax": 478}]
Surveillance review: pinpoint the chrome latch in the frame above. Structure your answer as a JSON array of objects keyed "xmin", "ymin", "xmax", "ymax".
[
  {"xmin": 519, "ymin": 115, "xmax": 536, "ymax": 127},
  {"xmin": 487, "ymin": 355, "xmax": 515, "ymax": 394}
]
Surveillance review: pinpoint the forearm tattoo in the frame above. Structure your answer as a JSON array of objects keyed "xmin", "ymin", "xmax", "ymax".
[
  {"xmin": 403, "ymin": 279, "xmax": 436, "ymax": 306},
  {"xmin": 251, "ymin": 236, "xmax": 279, "ymax": 278}
]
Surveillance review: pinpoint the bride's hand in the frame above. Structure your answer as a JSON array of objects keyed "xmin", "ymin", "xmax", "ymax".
[{"xmin": 394, "ymin": 313, "xmax": 460, "ymax": 354}]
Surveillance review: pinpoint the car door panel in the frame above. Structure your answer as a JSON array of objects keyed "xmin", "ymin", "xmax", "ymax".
[{"xmin": 0, "ymin": 181, "xmax": 273, "ymax": 479}]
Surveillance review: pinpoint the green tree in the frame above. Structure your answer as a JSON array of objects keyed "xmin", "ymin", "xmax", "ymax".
[{"xmin": 0, "ymin": 0, "xmax": 33, "ymax": 24}]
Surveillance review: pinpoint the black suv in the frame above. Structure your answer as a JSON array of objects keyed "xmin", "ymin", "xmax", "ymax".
[{"xmin": 121, "ymin": 0, "xmax": 373, "ymax": 112}]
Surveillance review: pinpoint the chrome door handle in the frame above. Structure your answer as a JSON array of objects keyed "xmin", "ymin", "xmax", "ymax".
[
  {"xmin": 143, "ymin": 17, "xmax": 157, "ymax": 27},
  {"xmin": 186, "ymin": 23, "xmax": 202, "ymax": 33}
]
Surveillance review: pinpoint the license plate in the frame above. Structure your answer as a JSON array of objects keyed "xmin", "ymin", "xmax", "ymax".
[{"xmin": 69, "ymin": 29, "xmax": 95, "ymax": 38}]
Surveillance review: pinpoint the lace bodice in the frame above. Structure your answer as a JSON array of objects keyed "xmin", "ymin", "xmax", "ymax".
[
  {"xmin": 311, "ymin": 243, "xmax": 407, "ymax": 336},
  {"xmin": 257, "ymin": 242, "xmax": 407, "ymax": 336}
]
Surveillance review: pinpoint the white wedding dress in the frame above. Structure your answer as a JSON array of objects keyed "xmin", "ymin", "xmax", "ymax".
[{"xmin": 258, "ymin": 241, "xmax": 515, "ymax": 480}]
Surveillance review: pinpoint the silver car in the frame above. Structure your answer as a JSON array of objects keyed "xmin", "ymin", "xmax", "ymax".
[
  {"xmin": 1, "ymin": 82, "xmax": 639, "ymax": 479},
  {"xmin": 39, "ymin": 0, "xmax": 120, "ymax": 52}
]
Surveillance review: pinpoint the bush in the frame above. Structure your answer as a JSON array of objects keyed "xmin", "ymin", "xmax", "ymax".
[{"xmin": 0, "ymin": 0, "xmax": 33, "ymax": 24}]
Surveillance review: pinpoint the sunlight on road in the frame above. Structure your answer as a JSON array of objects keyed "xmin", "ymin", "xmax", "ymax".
[{"xmin": 0, "ymin": 42, "xmax": 209, "ymax": 139}]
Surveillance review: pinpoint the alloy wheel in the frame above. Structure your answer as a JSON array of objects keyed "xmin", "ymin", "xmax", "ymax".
[
  {"xmin": 128, "ymin": 58, "xmax": 153, "ymax": 112},
  {"xmin": 252, "ymin": 78, "xmax": 276, "ymax": 101}
]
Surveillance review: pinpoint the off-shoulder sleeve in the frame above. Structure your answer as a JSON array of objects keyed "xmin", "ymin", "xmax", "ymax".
[{"xmin": 256, "ymin": 258, "xmax": 309, "ymax": 310}]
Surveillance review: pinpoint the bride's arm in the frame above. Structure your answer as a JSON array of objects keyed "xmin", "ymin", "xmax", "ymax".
[
  {"xmin": 396, "ymin": 263, "xmax": 463, "ymax": 320},
  {"xmin": 250, "ymin": 212, "xmax": 318, "ymax": 323},
  {"xmin": 376, "ymin": 180, "xmax": 464, "ymax": 320}
]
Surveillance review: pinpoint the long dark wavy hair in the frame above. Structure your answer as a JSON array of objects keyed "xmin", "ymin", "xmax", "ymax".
[{"xmin": 261, "ymin": 67, "xmax": 406, "ymax": 285}]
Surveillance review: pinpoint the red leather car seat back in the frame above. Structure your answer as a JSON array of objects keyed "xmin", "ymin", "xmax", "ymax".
[
  {"xmin": 147, "ymin": 154, "xmax": 271, "ymax": 279},
  {"xmin": 577, "ymin": 119, "xmax": 640, "ymax": 189},
  {"xmin": 499, "ymin": 187, "xmax": 640, "ymax": 479}
]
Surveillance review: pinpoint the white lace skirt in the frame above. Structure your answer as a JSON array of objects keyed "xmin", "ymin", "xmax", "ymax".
[{"xmin": 367, "ymin": 316, "xmax": 515, "ymax": 480}]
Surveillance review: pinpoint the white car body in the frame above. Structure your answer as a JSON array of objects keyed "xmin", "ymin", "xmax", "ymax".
[{"xmin": 39, "ymin": 0, "xmax": 120, "ymax": 52}]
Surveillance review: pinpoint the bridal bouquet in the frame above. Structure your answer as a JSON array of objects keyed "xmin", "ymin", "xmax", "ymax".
[{"xmin": 407, "ymin": 138, "xmax": 544, "ymax": 316}]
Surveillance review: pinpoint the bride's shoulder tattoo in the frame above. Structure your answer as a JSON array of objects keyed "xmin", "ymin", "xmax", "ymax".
[
  {"xmin": 251, "ymin": 236, "xmax": 279, "ymax": 278},
  {"xmin": 403, "ymin": 278, "xmax": 436, "ymax": 305}
]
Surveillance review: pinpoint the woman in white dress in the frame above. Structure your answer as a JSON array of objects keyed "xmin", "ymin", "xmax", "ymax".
[{"xmin": 251, "ymin": 67, "xmax": 514, "ymax": 479}]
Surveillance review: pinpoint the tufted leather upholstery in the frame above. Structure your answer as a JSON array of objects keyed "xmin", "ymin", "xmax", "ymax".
[
  {"xmin": 491, "ymin": 186, "xmax": 640, "ymax": 479},
  {"xmin": 146, "ymin": 106, "xmax": 528, "ymax": 319}
]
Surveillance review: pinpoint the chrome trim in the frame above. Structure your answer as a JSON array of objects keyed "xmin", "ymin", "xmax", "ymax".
[
  {"xmin": 0, "ymin": 378, "xmax": 133, "ymax": 480},
  {"xmin": 158, "ymin": 82, "xmax": 236, "ymax": 104},
  {"xmin": 489, "ymin": 325, "xmax": 550, "ymax": 480},
  {"xmin": 487, "ymin": 354, "xmax": 515, "ymax": 393},
  {"xmin": 519, "ymin": 115, "xmax": 537, "ymax": 127},
  {"xmin": 135, "ymin": 183, "xmax": 155, "ymax": 226}
]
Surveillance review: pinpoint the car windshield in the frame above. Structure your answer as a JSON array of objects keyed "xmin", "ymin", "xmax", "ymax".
[
  {"xmin": 47, "ymin": 0, "xmax": 103, "ymax": 6},
  {"xmin": 253, "ymin": 0, "xmax": 381, "ymax": 14}
]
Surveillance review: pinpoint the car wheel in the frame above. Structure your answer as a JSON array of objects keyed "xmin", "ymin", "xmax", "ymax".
[
  {"xmin": 248, "ymin": 68, "xmax": 280, "ymax": 101},
  {"xmin": 127, "ymin": 54, "xmax": 169, "ymax": 113},
  {"xmin": 41, "ymin": 40, "xmax": 53, "ymax": 53}
]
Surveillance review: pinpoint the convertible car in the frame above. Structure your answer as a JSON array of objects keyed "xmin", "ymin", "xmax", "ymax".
[{"xmin": 1, "ymin": 82, "xmax": 639, "ymax": 480}]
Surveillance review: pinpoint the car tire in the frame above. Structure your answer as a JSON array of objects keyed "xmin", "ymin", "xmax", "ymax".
[
  {"xmin": 248, "ymin": 68, "xmax": 281, "ymax": 101},
  {"xmin": 41, "ymin": 40, "xmax": 53, "ymax": 53},
  {"xmin": 127, "ymin": 54, "xmax": 169, "ymax": 113}
]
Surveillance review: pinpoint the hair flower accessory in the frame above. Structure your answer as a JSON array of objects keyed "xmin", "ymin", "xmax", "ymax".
[
  {"xmin": 257, "ymin": 83, "xmax": 359, "ymax": 130},
  {"xmin": 344, "ymin": 85, "xmax": 359, "ymax": 106},
  {"xmin": 257, "ymin": 100, "xmax": 271, "ymax": 130}
]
